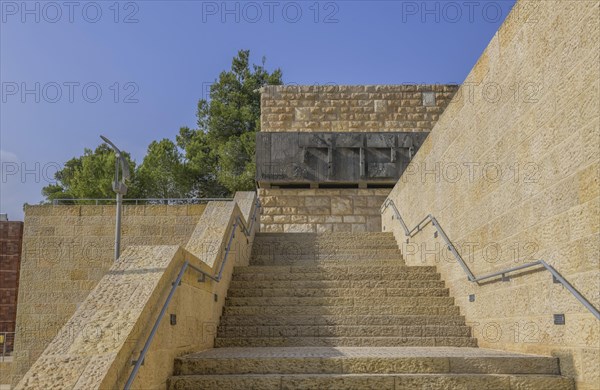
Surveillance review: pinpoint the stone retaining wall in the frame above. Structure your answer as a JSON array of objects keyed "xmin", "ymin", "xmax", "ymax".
[
  {"xmin": 382, "ymin": 2, "xmax": 599, "ymax": 389},
  {"xmin": 261, "ymin": 84, "xmax": 459, "ymax": 132},
  {"xmin": 13, "ymin": 193, "xmax": 256, "ymax": 390},
  {"xmin": 259, "ymin": 188, "xmax": 390, "ymax": 232},
  {"xmin": 11, "ymin": 204, "xmax": 205, "ymax": 386}
]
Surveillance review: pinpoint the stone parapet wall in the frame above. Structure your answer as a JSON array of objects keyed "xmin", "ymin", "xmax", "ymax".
[
  {"xmin": 261, "ymin": 85, "xmax": 459, "ymax": 132},
  {"xmin": 382, "ymin": 2, "xmax": 599, "ymax": 389},
  {"xmin": 13, "ymin": 193, "xmax": 257, "ymax": 390},
  {"xmin": 259, "ymin": 188, "xmax": 390, "ymax": 233},
  {"xmin": 11, "ymin": 204, "xmax": 205, "ymax": 386}
]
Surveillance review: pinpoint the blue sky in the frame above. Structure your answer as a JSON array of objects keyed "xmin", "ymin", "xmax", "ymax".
[{"xmin": 0, "ymin": 0, "xmax": 516, "ymax": 220}]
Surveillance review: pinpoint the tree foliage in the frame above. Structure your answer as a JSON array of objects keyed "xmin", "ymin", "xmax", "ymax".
[
  {"xmin": 42, "ymin": 50, "xmax": 282, "ymax": 201},
  {"xmin": 181, "ymin": 49, "xmax": 282, "ymax": 194},
  {"xmin": 136, "ymin": 139, "xmax": 193, "ymax": 198},
  {"xmin": 42, "ymin": 144, "xmax": 139, "ymax": 201}
]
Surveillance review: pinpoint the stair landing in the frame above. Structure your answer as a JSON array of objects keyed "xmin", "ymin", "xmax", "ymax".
[{"xmin": 170, "ymin": 346, "xmax": 572, "ymax": 389}]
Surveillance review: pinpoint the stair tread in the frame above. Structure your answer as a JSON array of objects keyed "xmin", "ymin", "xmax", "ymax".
[
  {"xmin": 220, "ymin": 315, "xmax": 466, "ymax": 326},
  {"xmin": 214, "ymin": 336, "xmax": 478, "ymax": 348},
  {"xmin": 229, "ymin": 280, "xmax": 446, "ymax": 287},
  {"xmin": 218, "ymin": 325, "xmax": 471, "ymax": 329},
  {"xmin": 234, "ymin": 265, "xmax": 433, "ymax": 271},
  {"xmin": 227, "ymin": 287, "xmax": 450, "ymax": 297},
  {"xmin": 223, "ymin": 306, "xmax": 461, "ymax": 316},
  {"xmin": 225, "ymin": 297, "xmax": 455, "ymax": 306},
  {"xmin": 179, "ymin": 346, "xmax": 552, "ymax": 360},
  {"xmin": 232, "ymin": 272, "xmax": 441, "ymax": 281},
  {"xmin": 168, "ymin": 373, "xmax": 573, "ymax": 390}
]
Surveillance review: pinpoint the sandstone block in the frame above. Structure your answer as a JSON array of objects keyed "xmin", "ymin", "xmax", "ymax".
[{"xmin": 331, "ymin": 197, "xmax": 353, "ymax": 215}]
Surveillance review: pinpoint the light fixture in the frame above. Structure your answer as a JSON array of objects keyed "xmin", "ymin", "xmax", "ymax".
[{"xmin": 100, "ymin": 135, "xmax": 130, "ymax": 261}]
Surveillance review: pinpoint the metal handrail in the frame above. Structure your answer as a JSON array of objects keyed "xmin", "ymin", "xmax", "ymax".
[
  {"xmin": 0, "ymin": 331, "xmax": 15, "ymax": 362},
  {"xmin": 51, "ymin": 198, "xmax": 233, "ymax": 205},
  {"xmin": 381, "ymin": 198, "xmax": 600, "ymax": 320},
  {"xmin": 124, "ymin": 198, "xmax": 260, "ymax": 390}
]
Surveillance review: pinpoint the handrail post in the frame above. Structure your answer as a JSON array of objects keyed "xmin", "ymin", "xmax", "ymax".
[
  {"xmin": 430, "ymin": 217, "xmax": 476, "ymax": 282},
  {"xmin": 540, "ymin": 260, "xmax": 600, "ymax": 320}
]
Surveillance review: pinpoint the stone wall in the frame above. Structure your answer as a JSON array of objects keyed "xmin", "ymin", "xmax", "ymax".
[
  {"xmin": 259, "ymin": 188, "xmax": 390, "ymax": 233},
  {"xmin": 260, "ymin": 85, "xmax": 459, "ymax": 132},
  {"xmin": 0, "ymin": 359, "xmax": 11, "ymax": 387},
  {"xmin": 258, "ymin": 84, "xmax": 459, "ymax": 231},
  {"xmin": 382, "ymin": 2, "xmax": 599, "ymax": 389},
  {"xmin": 13, "ymin": 193, "xmax": 257, "ymax": 390},
  {"xmin": 0, "ymin": 220, "xmax": 23, "ymax": 355},
  {"xmin": 11, "ymin": 204, "xmax": 205, "ymax": 386}
]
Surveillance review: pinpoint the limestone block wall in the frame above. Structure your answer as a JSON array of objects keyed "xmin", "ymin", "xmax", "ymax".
[
  {"xmin": 13, "ymin": 193, "xmax": 257, "ymax": 390},
  {"xmin": 382, "ymin": 2, "xmax": 599, "ymax": 389},
  {"xmin": 259, "ymin": 188, "xmax": 390, "ymax": 233},
  {"xmin": 261, "ymin": 84, "xmax": 459, "ymax": 132},
  {"xmin": 259, "ymin": 85, "xmax": 459, "ymax": 229},
  {"xmin": 11, "ymin": 204, "xmax": 205, "ymax": 386},
  {"xmin": 0, "ymin": 360, "xmax": 11, "ymax": 387}
]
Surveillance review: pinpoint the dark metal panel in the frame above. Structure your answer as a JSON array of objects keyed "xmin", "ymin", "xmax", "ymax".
[
  {"xmin": 299, "ymin": 133, "xmax": 331, "ymax": 148},
  {"xmin": 336, "ymin": 148, "xmax": 361, "ymax": 181},
  {"xmin": 257, "ymin": 131, "xmax": 428, "ymax": 185},
  {"xmin": 335, "ymin": 133, "xmax": 363, "ymax": 148},
  {"xmin": 366, "ymin": 133, "xmax": 396, "ymax": 148},
  {"xmin": 255, "ymin": 132, "xmax": 271, "ymax": 181}
]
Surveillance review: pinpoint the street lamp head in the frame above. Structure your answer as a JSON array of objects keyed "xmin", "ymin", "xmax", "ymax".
[{"xmin": 100, "ymin": 135, "xmax": 130, "ymax": 195}]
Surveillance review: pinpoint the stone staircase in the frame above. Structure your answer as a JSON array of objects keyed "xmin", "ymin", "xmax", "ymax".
[{"xmin": 168, "ymin": 233, "xmax": 574, "ymax": 389}]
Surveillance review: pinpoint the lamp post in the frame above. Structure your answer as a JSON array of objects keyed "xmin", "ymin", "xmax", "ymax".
[{"xmin": 100, "ymin": 135, "xmax": 130, "ymax": 261}]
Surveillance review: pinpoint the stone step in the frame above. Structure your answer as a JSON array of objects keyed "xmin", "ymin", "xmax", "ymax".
[
  {"xmin": 226, "ymin": 287, "xmax": 450, "ymax": 298},
  {"xmin": 253, "ymin": 242, "xmax": 400, "ymax": 249},
  {"xmin": 228, "ymin": 279, "xmax": 447, "ymax": 290},
  {"xmin": 249, "ymin": 259, "xmax": 404, "ymax": 266},
  {"xmin": 251, "ymin": 249, "xmax": 402, "ymax": 257},
  {"xmin": 224, "ymin": 296, "xmax": 455, "ymax": 307},
  {"xmin": 251, "ymin": 248, "xmax": 403, "ymax": 255},
  {"xmin": 214, "ymin": 337, "xmax": 478, "ymax": 348},
  {"xmin": 253, "ymin": 239, "xmax": 397, "ymax": 244},
  {"xmin": 223, "ymin": 305, "xmax": 461, "ymax": 317},
  {"xmin": 168, "ymin": 373, "xmax": 573, "ymax": 390},
  {"xmin": 252, "ymin": 245, "xmax": 403, "ymax": 249},
  {"xmin": 252, "ymin": 248, "xmax": 402, "ymax": 257},
  {"xmin": 251, "ymin": 243, "xmax": 401, "ymax": 252},
  {"xmin": 253, "ymin": 238, "xmax": 400, "ymax": 245},
  {"xmin": 253, "ymin": 237, "xmax": 399, "ymax": 248},
  {"xmin": 233, "ymin": 265, "xmax": 430, "ymax": 274},
  {"xmin": 173, "ymin": 347, "xmax": 562, "ymax": 376},
  {"xmin": 250, "ymin": 254, "xmax": 403, "ymax": 262},
  {"xmin": 220, "ymin": 315, "xmax": 466, "ymax": 327},
  {"xmin": 217, "ymin": 325, "xmax": 472, "ymax": 338},
  {"xmin": 255, "ymin": 232, "xmax": 396, "ymax": 240},
  {"xmin": 249, "ymin": 257, "xmax": 403, "ymax": 263},
  {"xmin": 232, "ymin": 270, "xmax": 440, "ymax": 282},
  {"xmin": 232, "ymin": 273, "xmax": 441, "ymax": 282}
]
